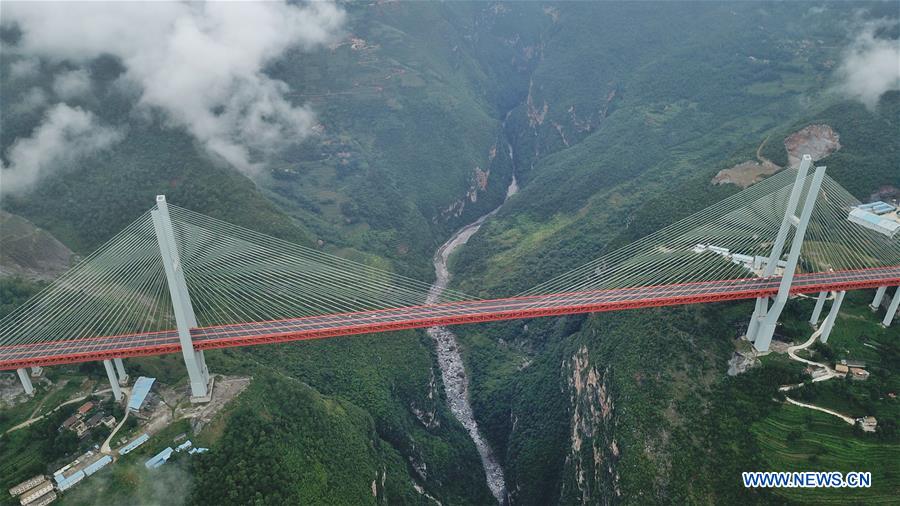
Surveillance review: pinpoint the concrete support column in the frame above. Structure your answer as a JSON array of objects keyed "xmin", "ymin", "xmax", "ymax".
[
  {"xmin": 30, "ymin": 366, "xmax": 43, "ymax": 377},
  {"xmin": 809, "ymin": 291, "xmax": 827, "ymax": 327},
  {"xmin": 870, "ymin": 286, "xmax": 887, "ymax": 312},
  {"xmin": 103, "ymin": 360, "xmax": 123, "ymax": 401},
  {"xmin": 152, "ymin": 195, "xmax": 210, "ymax": 400},
  {"xmin": 746, "ymin": 156, "xmax": 814, "ymax": 344},
  {"xmin": 819, "ymin": 291, "xmax": 846, "ymax": 343},
  {"xmin": 16, "ymin": 368, "xmax": 34, "ymax": 395},
  {"xmin": 113, "ymin": 358, "xmax": 129, "ymax": 386},
  {"xmin": 747, "ymin": 298, "xmax": 766, "ymax": 342},
  {"xmin": 882, "ymin": 287, "xmax": 900, "ymax": 328},
  {"xmin": 754, "ymin": 161, "xmax": 826, "ymax": 352}
]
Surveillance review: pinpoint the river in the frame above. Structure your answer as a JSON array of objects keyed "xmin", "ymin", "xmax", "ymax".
[{"xmin": 425, "ymin": 143, "xmax": 517, "ymax": 504}]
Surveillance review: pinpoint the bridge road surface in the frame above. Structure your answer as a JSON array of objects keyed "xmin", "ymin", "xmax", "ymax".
[{"xmin": 2, "ymin": 266, "xmax": 898, "ymax": 371}]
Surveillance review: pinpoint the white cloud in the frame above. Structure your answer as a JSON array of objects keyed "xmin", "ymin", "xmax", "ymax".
[
  {"xmin": 52, "ymin": 69, "xmax": 92, "ymax": 100},
  {"xmin": 2, "ymin": 1, "xmax": 345, "ymax": 175},
  {"xmin": 8, "ymin": 58, "xmax": 40, "ymax": 80},
  {"xmin": 1, "ymin": 104, "xmax": 123, "ymax": 194},
  {"xmin": 835, "ymin": 20, "xmax": 900, "ymax": 110},
  {"xmin": 12, "ymin": 87, "xmax": 48, "ymax": 115},
  {"xmin": 807, "ymin": 6, "xmax": 827, "ymax": 16}
]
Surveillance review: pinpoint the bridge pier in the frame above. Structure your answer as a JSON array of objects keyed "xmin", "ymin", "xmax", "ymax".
[
  {"xmin": 749, "ymin": 157, "xmax": 825, "ymax": 353},
  {"xmin": 103, "ymin": 360, "xmax": 123, "ymax": 401},
  {"xmin": 818, "ymin": 291, "xmax": 845, "ymax": 343},
  {"xmin": 809, "ymin": 291, "xmax": 827, "ymax": 327},
  {"xmin": 882, "ymin": 287, "xmax": 900, "ymax": 328},
  {"xmin": 113, "ymin": 358, "xmax": 129, "ymax": 386},
  {"xmin": 870, "ymin": 286, "xmax": 887, "ymax": 311},
  {"xmin": 16, "ymin": 368, "xmax": 34, "ymax": 395},
  {"xmin": 152, "ymin": 195, "xmax": 211, "ymax": 401}
]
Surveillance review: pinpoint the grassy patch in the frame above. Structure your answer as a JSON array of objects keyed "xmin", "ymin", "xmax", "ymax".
[{"xmin": 751, "ymin": 404, "xmax": 900, "ymax": 504}]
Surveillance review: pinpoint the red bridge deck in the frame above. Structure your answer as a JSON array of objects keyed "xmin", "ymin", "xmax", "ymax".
[{"xmin": 2, "ymin": 266, "xmax": 898, "ymax": 371}]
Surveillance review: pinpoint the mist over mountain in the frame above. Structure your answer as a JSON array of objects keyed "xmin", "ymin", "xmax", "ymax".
[{"xmin": 1, "ymin": 2, "xmax": 898, "ymax": 505}]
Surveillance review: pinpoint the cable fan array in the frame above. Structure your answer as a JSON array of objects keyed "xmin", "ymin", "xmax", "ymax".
[
  {"xmin": 0, "ymin": 205, "xmax": 474, "ymax": 358},
  {"xmin": 801, "ymin": 175, "xmax": 900, "ymax": 271},
  {"xmin": 166, "ymin": 205, "xmax": 472, "ymax": 327},
  {"xmin": 0, "ymin": 212, "xmax": 175, "ymax": 354},
  {"xmin": 1, "ymin": 163, "xmax": 898, "ymax": 362},
  {"xmin": 518, "ymin": 166, "xmax": 900, "ymax": 302}
]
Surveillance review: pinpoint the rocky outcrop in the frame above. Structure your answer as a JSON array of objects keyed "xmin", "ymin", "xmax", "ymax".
[
  {"xmin": 784, "ymin": 124, "xmax": 840, "ymax": 167},
  {"xmin": 410, "ymin": 368, "xmax": 440, "ymax": 429},
  {"xmin": 561, "ymin": 345, "xmax": 621, "ymax": 504},
  {"xmin": 727, "ymin": 351, "xmax": 760, "ymax": 376},
  {"xmin": 440, "ymin": 165, "xmax": 492, "ymax": 220}
]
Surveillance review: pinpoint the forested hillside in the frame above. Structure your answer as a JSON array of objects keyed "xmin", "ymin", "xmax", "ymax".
[
  {"xmin": 445, "ymin": 3, "xmax": 900, "ymax": 504},
  {"xmin": 1, "ymin": 2, "xmax": 898, "ymax": 505}
]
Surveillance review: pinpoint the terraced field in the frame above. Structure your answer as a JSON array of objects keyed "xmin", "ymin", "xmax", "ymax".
[{"xmin": 751, "ymin": 404, "xmax": 900, "ymax": 503}]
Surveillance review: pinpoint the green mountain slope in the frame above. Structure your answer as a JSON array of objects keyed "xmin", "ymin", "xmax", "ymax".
[
  {"xmin": 443, "ymin": 2, "xmax": 900, "ymax": 504},
  {"xmin": 1, "ymin": 2, "xmax": 897, "ymax": 505}
]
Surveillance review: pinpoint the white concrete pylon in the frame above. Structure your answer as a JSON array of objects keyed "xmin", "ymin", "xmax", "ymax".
[
  {"xmin": 870, "ymin": 286, "xmax": 887, "ymax": 311},
  {"xmin": 151, "ymin": 195, "xmax": 210, "ymax": 400},
  {"xmin": 809, "ymin": 291, "xmax": 827, "ymax": 327},
  {"xmin": 747, "ymin": 155, "xmax": 812, "ymax": 342},
  {"xmin": 17, "ymin": 368, "xmax": 34, "ymax": 395},
  {"xmin": 753, "ymin": 160, "xmax": 826, "ymax": 352},
  {"xmin": 103, "ymin": 359, "xmax": 123, "ymax": 401},
  {"xmin": 882, "ymin": 287, "xmax": 900, "ymax": 327},
  {"xmin": 819, "ymin": 291, "xmax": 845, "ymax": 343}
]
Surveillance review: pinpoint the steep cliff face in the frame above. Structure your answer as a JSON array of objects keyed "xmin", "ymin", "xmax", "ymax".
[{"xmin": 561, "ymin": 345, "xmax": 621, "ymax": 504}]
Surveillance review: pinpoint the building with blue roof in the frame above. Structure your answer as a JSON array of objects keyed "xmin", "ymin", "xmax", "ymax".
[
  {"xmin": 145, "ymin": 447, "xmax": 174, "ymax": 469},
  {"xmin": 55, "ymin": 470, "xmax": 85, "ymax": 492},
  {"xmin": 119, "ymin": 433, "xmax": 149, "ymax": 455},
  {"xmin": 849, "ymin": 208, "xmax": 900, "ymax": 238},
  {"xmin": 127, "ymin": 376, "xmax": 156, "ymax": 412},
  {"xmin": 83, "ymin": 455, "xmax": 112, "ymax": 477}
]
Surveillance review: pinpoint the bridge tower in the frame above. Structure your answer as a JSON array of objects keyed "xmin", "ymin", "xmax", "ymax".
[
  {"xmin": 152, "ymin": 195, "xmax": 211, "ymax": 401},
  {"xmin": 746, "ymin": 155, "xmax": 826, "ymax": 352}
]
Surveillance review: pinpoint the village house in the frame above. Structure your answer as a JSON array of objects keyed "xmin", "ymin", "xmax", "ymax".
[
  {"xmin": 76, "ymin": 401, "xmax": 94, "ymax": 417},
  {"xmin": 857, "ymin": 416, "xmax": 877, "ymax": 433},
  {"xmin": 849, "ymin": 367, "xmax": 870, "ymax": 381},
  {"xmin": 60, "ymin": 415, "xmax": 79, "ymax": 432}
]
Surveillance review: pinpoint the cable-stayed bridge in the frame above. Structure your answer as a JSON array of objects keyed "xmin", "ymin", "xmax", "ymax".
[{"xmin": 3, "ymin": 156, "xmax": 899, "ymax": 400}]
